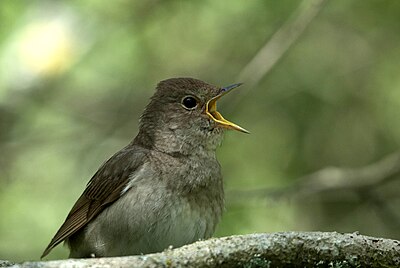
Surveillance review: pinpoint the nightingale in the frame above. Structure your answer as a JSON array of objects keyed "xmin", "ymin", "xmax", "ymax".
[{"xmin": 41, "ymin": 77, "xmax": 248, "ymax": 258}]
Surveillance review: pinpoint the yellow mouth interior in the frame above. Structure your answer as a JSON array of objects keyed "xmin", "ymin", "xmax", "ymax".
[{"xmin": 206, "ymin": 95, "xmax": 249, "ymax": 133}]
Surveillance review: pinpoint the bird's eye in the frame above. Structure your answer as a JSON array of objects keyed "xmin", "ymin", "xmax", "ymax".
[{"xmin": 181, "ymin": 96, "xmax": 198, "ymax": 110}]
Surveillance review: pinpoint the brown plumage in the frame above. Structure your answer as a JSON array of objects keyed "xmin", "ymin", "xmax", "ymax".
[
  {"xmin": 41, "ymin": 78, "xmax": 247, "ymax": 258},
  {"xmin": 41, "ymin": 146, "xmax": 143, "ymax": 258}
]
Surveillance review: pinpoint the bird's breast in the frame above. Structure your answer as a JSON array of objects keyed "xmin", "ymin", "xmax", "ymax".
[
  {"xmin": 88, "ymin": 153, "xmax": 225, "ymax": 256},
  {"xmin": 140, "ymin": 153, "xmax": 225, "ymax": 251}
]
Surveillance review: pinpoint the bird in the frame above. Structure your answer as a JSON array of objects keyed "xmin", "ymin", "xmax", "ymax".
[{"xmin": 41, "ymin": 77, "xmax": 248, "ymax": 258}]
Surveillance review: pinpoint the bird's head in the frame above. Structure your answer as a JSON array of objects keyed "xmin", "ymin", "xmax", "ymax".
[{"xmin": 136, "ymin": 77, "xmax": 248, "ymax": 156}]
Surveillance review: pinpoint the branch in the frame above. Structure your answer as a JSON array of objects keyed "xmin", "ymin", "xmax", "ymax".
[
  {"xmin": 292, "ymin": 151, "xmax": 400, "ymax": 196},
  {"xmin": 6, "ymin": 232, "xmax": 400, "ymax": 267},
  {"xmin": 229, "ymin": 151, "xmax": 400, "ymax": 200},
  {"xmin": 238, "ymin": 0, "xmax": 328, "ymax": 88}
]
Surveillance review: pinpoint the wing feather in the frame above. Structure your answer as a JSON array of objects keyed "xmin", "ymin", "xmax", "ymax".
[{"xmin": 41, "ymin": 146, "xmax": 146, "ymax": 258}]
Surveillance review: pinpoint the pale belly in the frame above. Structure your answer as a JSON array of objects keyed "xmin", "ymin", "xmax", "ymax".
[{"xmin": 68, "ymin": 183, "xmax": 221, "ymax": 257}]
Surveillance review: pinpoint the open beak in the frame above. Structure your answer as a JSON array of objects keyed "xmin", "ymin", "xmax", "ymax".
[{"xmin": 205, "ymin": 83, "xmax": 249, "ymax": 134}]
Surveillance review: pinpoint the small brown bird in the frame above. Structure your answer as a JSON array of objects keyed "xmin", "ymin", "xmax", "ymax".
[{"xmin": 41, "ymin": 77, "xmax": 248, "ymax": 258}]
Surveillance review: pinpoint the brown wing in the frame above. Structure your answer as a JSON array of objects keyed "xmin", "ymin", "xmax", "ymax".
[{"xmin": 41, "ymin": 145, "xmax": 146, "ymax": 258}]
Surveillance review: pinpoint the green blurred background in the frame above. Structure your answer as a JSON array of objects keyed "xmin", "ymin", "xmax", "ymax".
[{"xmin": 1, "ymin": 0, "xmax": 400, "ymax": 262}]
